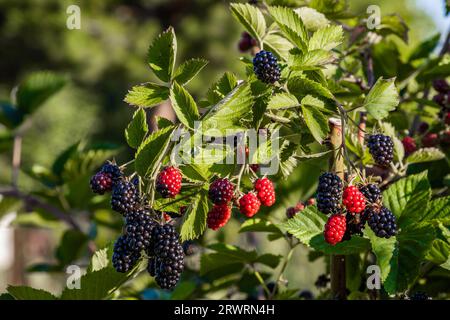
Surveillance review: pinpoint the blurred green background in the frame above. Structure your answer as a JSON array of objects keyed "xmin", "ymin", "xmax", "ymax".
[{"xmin": 0, "ymin": 0, "xmax": 448, "ymax": 297}]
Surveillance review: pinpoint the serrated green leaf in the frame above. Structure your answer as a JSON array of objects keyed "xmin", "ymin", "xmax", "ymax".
[
  {"xmin": 267, "ymin": 93, "xmax": 299, "ymax": 110},
  {"xmin": 288, "ymin": 76, "xmax": 334, "ymax": 99},
  {"xmin": 230, "ymin": 3, "xmax": 266, "ymax": 44},
  {"xmin": 309, "ymin": 0, "xmax": 348, "ymax": 15},
  {"xmin": 406, "ymin": 147, "xmax": 445, "ymax": 164},
  {"xmin": 268, "ymin": 6, "xmax": 308, "ymax": 52},
  {"xmin": 169, "ymin": 82, "xmax": 199, "ymax": 129},
  {"xmin": 377, "ymin": 14, "xmax": 408, "ymax": 42},
  {"xmin": 16, "ymin": 71, "xmax": 66, "ymax": 115},
  {"xmin": 294, "ymin": 7, "xmax": 330, "ymax": 31},
  {"xmin": 135, "ymin": 126, "xmax": 174, "ymax": 177},
  {"xmin": 310, "ymin": 235, "xmax": 370, "ymax": 254},
  {"xmin": 426, "ymin": 239, "xmax": 450, "ymax": 265},
  {"xmin": 362, "ymin": 78, "xmax": 399, "ymax": 120},
  {"xmin": 408, "ymin": 33, "xmax": 440, "ymax": 62},
  {"xmin": 421, "ymin": 196, "xmax": 450, "ymax": 222},
  {"xmin": 263, "ymin": 33, "xmax": 294, "ymax": 61},
  {"xmin": 200, "ymin": 244, "xmax": 258, "ymax": 275},
  {"xmin": 301, "ymin": 102, "xmax": 329, "ymax": 143},
  {"xmin": 180, "ymin": 191, "xmax": 209, "ymax": 241},
  {"xmin": 239, "ymin": 218, "xmax": 283, "ymax": 236},
  {"xmin": 289, "ymin": 50, "xmax": 335, "ymax": 70},
  {"xmin": 55, "ymin": 229, "xmax": 88, "ymax": 266},
  {"xmin": 173, "ymin": 58, "xmax": 208, "ymax": 85},
  {"xmin": 156, "ymin": 116, "xmax": 174, "ymax": 129},
  {"xmin": 308, "ymin": 25, "xmax": 343, "ymax": 51},
  {"xmin": 207, "ymin": 72, "xmax": 238, "ymax": 105},
  {"xmin": 382, "ymin": 172, "xmax": 431, "ymax": 227},
  {"xmin": 124, "ymin": 83, "xmax": 169, "ymax": 108},
  {"xmin": 200, "ymin": 82, "xmax": 253, "ymax": 137},
  {"xmin": 125, "ymin": 108, "xmax": 148, "ymax": 149},
  {"xmin": 254, "ymin": 254, "xmax": 282, "ymax": 269},
  {"xmin": 147, "ymin": 27, "xmax": 177, "ymax": 82},
  {"xmin": 7, "ymin": 286, "xmax": 57, "ymax": 300}
]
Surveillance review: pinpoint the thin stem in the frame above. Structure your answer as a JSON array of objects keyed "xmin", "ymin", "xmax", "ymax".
[
  {"xmin": 252, "ymin": 266, "xmax": 271, "ymax": 298},
  {"xmin": 11, "ymin": 134, "xmax": 22, "ymax": 187},
  {"xmin": 271, "ymin": 244, "xmax": 296, "ymax": 299}
]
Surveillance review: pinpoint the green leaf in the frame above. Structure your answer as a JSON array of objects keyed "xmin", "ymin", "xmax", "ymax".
[
  {"xmin": 254, "ymin": 254, "xmax": 282, "ymax": 269},
  {"xmin": 230, "ymin": 3, "xmax": 266, "ymax": 44},
  {"xmin": 301, "ymin": 102, "xmax": 329, "ymax": 143},
  {"xmin": 362, "ymin": 78, "xmax": 399, "ymax": 120},
  {"xmin": 16, "ymin": 71, "xmax": 66, "ymax": 115},
  {"xmin": 264, "ymin": 33, "xmax": 294, "ymax": 61},
  {"xmin": 239, "ymin": 218, "xmax": 284, "ymax": 237},
  {"xmin": 309, "ymin": 0, "xmax": 348, "ymax": 15},
  {"xmin": 147, "ymin": 27, "xmax": 177, "ymax": 82},
  {"xmin": 55, "ymin": 229, "xmax": 88, "ymax": 266},
  {"xmin": 207, "ymin": 72, "xmax": 238, "ymax": 105},
  {"xmin": 7, "ymin": 286, "xmax": 57, "ymax": 300},
  {"xmin": 267, "ymin": 93, "xmax": 299, "ymax": 110},
  {"xmin": 200, "ymin": 82, "xmax": 253, "ymax": 137},
  {"xmin": 289, "ymin": 50, "xmax": 335, "ymax": 70},
  {"xmin": 426, "ymin": 239, "xmax": 450, "ymax": 265},
  {"xmin": 125, "ymin": 108, "xmax": 148, "ymax": 149},
  {"xmin": 169, "ymin": 82, "xmax": 200, "ymax": 129},
  {"xmin": 294, "ymin": 7, "xmax": 330, "ymax": 31},
  {"xmin": 156, "ymin": 116, "xmax": 174, "ymax": 129},
  {"xmin": 308, "ymin": 25, "xmax": 343, "ymax": 51},
  {"xmin": 382, "ymin": 172, "xmax": 431, "ymax": 227},
  {"xmin": 135, "ymin": 125, "xmax": 174, "ymax": 177},
  {"xmin": 377, "ymin": 14, "xmax": 409, "ymax": 42},
  {"xmin": 173, "ymin": 58, "xmax": 208, "ymax": 85},
  {"xmin": 268, "ymin": 6, "xmax": 308, "ymax": 51},
  {"xmin": 180, "ymin": 191, "xmax": 209, "ymax": 241},
  {"xmin": 288, "ymin": 76, "xmax": 334, "ymax": 99},
  {"xmin": 310, "ymin": 235, "xmax": 371, "ymax": 255},
  {"xmin": 366, "ymin": 224, "xmax": 435, "ymax": 294},
  {"xmin": 421, "ymin": 196, "xmax": 450, "ymax": 222},
  {"xmin": 406, "ymin": 148, "xmax": 445, "ymax": 164},
  {"xmin": 200, "ymin": 244, "xmax": 258, "ymax": 275},
  {"xmin": 408, "ymin": 33, "xmax": 441, "ymax": 61},
  {"xmin": 124, "ymin": 83, "xmax": 169, "ymax": 108}
]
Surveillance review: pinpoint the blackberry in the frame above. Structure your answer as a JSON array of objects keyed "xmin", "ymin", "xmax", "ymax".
[
  {"xmin": 409, "ymin": 291, "xmax": 431, "ymax": 300},
  {"xmin": 342, "ymin": 186, "xmax": 366, "ymax": 214},
  {"xmin": 90, "ymin": 172, "xmax": 113, "ymax": 195},
  {"xmin": 253, "ymin": 50, "xmax": 280, "ymax": 84},
  {"xmin": 238, "ymin": 32, "xmax": 257, "ymax": 52},
  {"xmin": 422, "ymin": 133, "xmax": 439, "ymax": 147},
  {"xmin": 207, "ymin": 204, "xmax": 232, "ymax": 230},
  {"xmin": 343, "ymin": 212, "xmax": 368, "ymax": 241},
  {"xmin": 317, "ymin": 172, "xmax": 343, "ymax": 215},
  {"xmin": 254, "ymin": 177, "xmax": 276, "ymax": 206},
  {"xmin": 239, "ymin": 192, "xmax": 261, "ymax": 217},
  {"xmin": 208, "ymin": 178, "xmax": 235, "ymax": 205},
  {"xmin": 368, "ymin": 206, "xmax": 397, "ymax": 238},
  {"xmin": 147, "ymin": 256, "xmax": 157, "ymax": 277},
  {"xmin": 367, "ymin": 134, "xmax": 394, "ymax": 167},
  {"xmin": 432, "ymin": 79, "xmax": 449, "ymax": 93},
  {"xmin": 124, "ymin": 209, "xmax": 157, "ymax": 252},
  {"xmin": 359, "ymin": 184, "xmax": 382, "ymax": 204},
  {"xmin": 402, "ymin": 136, "xmax": 417, "ymax": 155},
  {"xmin": 324, "ymin": 214, "xmax": 346, "ymax": 245},
  {"xmin": 182, "ymin": 241, "xmax": 198, "ymax": 256},
  {"xmin": 150, "ymin": 224, "xmax": 184, "ymax": 290},
  {"xmin": 100, "ymin": 162, "xmax": 123, "ymax": 183},
  {"xmin": 156, "ymin": 166, "xmax": 182, "ymax": 198},
  {"xmin": 112, "ymin": 235, "xmax": 140, "ymax": 273},
  {"xmin": 111, "ymin": 180, "xmax": 138, "ymax": 215}
]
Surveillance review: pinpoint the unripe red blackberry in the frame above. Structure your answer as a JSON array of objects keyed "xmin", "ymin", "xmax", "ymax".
[
  {"xmin": 402, "ymin": 136, "xmax": 417, "ymax": 154},
  {"xmin": 208, "ymin": 178, "xmax": 235, "ymax": 204},
  {"xmin": 422, "ymin": 133, "xmax": 439, "ymax": 147},
  {"xmin": 367, "ymin": 206, "xmax": 397, "ymax": 238},
  {"xmin": 207, "ymin": 204, "xmax": 231, "ymax": 230},
  {"xmin": 90, "ymin": 172, "xmax": 113, "ymax": 195},
  {"xmin": 254, "ymin": 177, "xmax": 276, "ymax": 206},
  {"xmin": 317, "ymin": 172, "xmax": 343, "ymax": 215},
  {"xmin": 124, "ymin": 209, "xmax": 157, "ymax": 252},
  {"xmin": 359, "ymin": 183, "xmax": 382, "ymax": 204},
  {"xmin": 324, "ymin": 214, "xmax": 346, "ymax": 245},
  {"xmin": 286, "ymin": 202, "xmax": 305, "ymax": 219},
  {"xmin": 253, "ymin": 50, "xmax": 281, "ymax": 84},
  {"xmin": 112, "ymin": 235, "xmax": 140, "ymax": 273},
  {"xmin": 367, "ymin": 134, "xmax": 394, "ymax": 167},
  {"xmin": 342, "ymin": 186, "xmax": 366, "ymax": 214},
  {"xmin": 111, "ymin": 180, "xmax": 138, "ymax": 215},
  {"xmin": 306, "ymin": 198, "xmax": 316, "ymax": 206},
  {"xmin": 239, "ymin": 192, "xmax": 261, "ymax": 218},
  {"xmin": 156, "ymin": 166, "xmax": 182, "ymax": 198},
  {"xmin": 432, "ymin": 79, "xmax": 449, "ymax": 93}
]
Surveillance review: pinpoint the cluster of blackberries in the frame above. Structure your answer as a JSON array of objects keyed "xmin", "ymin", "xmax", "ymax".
[
  {"xmin": 432, "ymin": 79, "xmax": 449, "ymax": 115},
  {"xmin": 367, "ymin": 134, "xmax": 394, "ymax": 167},
  {"xmin": 285, "ymin": 198, "xmax": 315, "ymax": 219},
  {"xmin": 90, "ymin": 162, "xmax": 185, "ymax": 290},
  {"xmin": 206, "ymin": 177, "xmax": 276, "ymax": 230},
  {"xmin": 253, "ymin": 50, "xmax": 281, "ymax": 84},
  {"xmin": 315, "ymin": 172, "xmax": 397, "ymax": 245}
]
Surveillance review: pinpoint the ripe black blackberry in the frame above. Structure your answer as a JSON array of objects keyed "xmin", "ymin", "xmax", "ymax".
[
  {"xmin": 359, "ymin": 184, "xmax": 382, "ymax": 204},
  {"xmin": 89, "ymin": 162, "xmax": 123, "ymax": 194},
  {"xmin": 367, "ymin": 134, "xmax": 394, "ymax": 167},
  {"xmin": 149, "ymin": 224, "xmax": 184, "ymax": 290},
  {"xmin": 101, "ymin": 162, "xmax": 123, "ymax": 183},
  {"xmin": 111, "ymin": 180, "xmax": 138, "ymax": 215},
  {"xmin": 112, "ymin": 235, "xmax": 140, "ymax": 273},
  {"xmin": 368, "ymin": 206, "xmax": 397, "ymax": 238},
  {"xmin": 253, "ymin": 50, "xmax": 281, "ymax": 84},
  {"xmin": 343, "ymin": 212, "xmax": 368, "ymax": 241},
  {"xmin": 208, "ymin": 178, "xmax": 235, "ymax": 205},
  {"xmin": 124, "ymin": 209, "xmax": 157, "ymax": 252},
  {"xmin": 317, "ymin": 172, "xmax": 343, "ymax": 214}
]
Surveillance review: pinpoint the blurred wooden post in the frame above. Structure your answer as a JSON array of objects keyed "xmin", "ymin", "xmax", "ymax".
[{"xmin": 328, "ymin": 118, "xmax": 346, "ymax": 300}]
